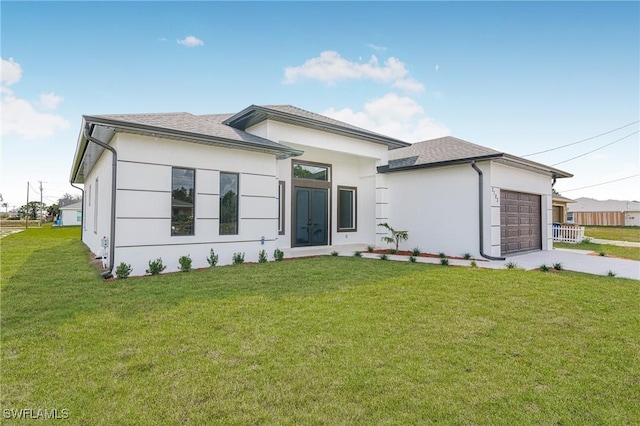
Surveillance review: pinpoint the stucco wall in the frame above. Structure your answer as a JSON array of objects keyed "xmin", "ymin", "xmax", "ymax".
[
  {"xmin": 385, "ymin": 163, "xmax": 482, "ymax": 257},
  {"xmin": 104, "ymin": 133, "xmax": 279, "ymax": 276},
  {"xmin": 60, "ymin": 209, "xmax": 82, "ymax": 226},
  {"xmin": 82, "ymin": 139, "xmax": 116, "ymax": 258},
  {"xmin": 252, "ymin": 121, "xmax": 387, "ymax": 249}
]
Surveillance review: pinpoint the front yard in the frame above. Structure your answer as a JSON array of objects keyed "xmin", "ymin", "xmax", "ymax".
[{"xmin": 1, "ymin": 227, "xmax": 638, "ymax": 424}]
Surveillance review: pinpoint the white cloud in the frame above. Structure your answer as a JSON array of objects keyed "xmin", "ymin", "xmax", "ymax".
[
  {"xmin": 367, "ymin": 43, "xmax": 387, "ymax": 52},
  {"xmin": 392, "ymin": 78, "xmax": 425, "ymax": 93},
  {"xmin": 0, "ymin": 57, "xmax": 69, "ymax": 140},
  {"xmin": 177, "ymin": 35, "xmax": 204, "ymax": 47},
  {"xmin": 0, "ymin": 57, "xmax": 22, "ymax": 86},
  {"xmin": 38, "ymin": 92, "xmax": 63, "ymax": 109},
  {"xmin": 284, "ymin": 51, "xmax": 408, "ymax": 85},
  {"xmin": 323, "ymin": 93, "xmax": 449, "ymax": 143}
]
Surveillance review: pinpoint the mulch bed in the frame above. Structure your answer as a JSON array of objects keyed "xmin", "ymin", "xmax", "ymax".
[{"xmin": 369, "ymin": 249, "xmax": 484, "ymax": 261}]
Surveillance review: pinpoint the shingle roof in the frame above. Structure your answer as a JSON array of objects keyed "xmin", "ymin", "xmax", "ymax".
[
  {"xmin": 388, "ymin": 136, "xmax": 502, "ymax": 168},
  {"xmin": 382, "ymin": 135, "xmax": 572, "ymax": 178},
  {"xmin": 223, "ymin": 104, "xmax": 410, "ymax": 149},
  {"xmin": 86, "ymin": 112, "xmax": 296, "ymax": 153}
]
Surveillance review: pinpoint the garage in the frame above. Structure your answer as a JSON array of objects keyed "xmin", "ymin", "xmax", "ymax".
[{"xmin": 500, "ymin": 190, "xmax": 541, "ymax": 254}]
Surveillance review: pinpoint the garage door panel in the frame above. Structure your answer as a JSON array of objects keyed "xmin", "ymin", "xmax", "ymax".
[{"xmin": 500, "ymin": 190, "xmax": 542, "ymax": 255}]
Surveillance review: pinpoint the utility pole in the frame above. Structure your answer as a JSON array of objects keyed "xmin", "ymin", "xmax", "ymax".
[
  {"xmin": 26, "ymin": 182, "xmax": 30, "ymax": 229},
  {"xmin": 39, "ymin": 181, "xmax": 44, "ymax": 226}
]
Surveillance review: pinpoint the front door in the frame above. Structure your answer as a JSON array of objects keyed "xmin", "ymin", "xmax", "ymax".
[{"xmin": 294, "ymin": 187, "xmax": 328, "ymax": 246}]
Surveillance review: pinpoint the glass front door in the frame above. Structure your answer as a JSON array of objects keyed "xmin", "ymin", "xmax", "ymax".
[{"xmin": 294, "ymin": 187, "xmax": 328, "ymax": 246}]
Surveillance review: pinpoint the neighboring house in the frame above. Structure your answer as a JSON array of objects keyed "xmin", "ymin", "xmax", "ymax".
[
  {"xmin": 69, "ymin": 105, "xmax": 572, "ymax": 277},
  {"xmin": 568, "ymin": 197, "xmax": 640, "ymax": 226},
  {"xmin": 58, "ymin": 201, "xmax": 83, "ymax": 226},
  {"xmin": 552, "ymin": 194, "xmax": 575, "ymax": 223}
]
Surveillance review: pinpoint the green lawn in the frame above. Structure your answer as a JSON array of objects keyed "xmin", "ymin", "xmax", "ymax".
[
  {"xmin": 584, "ymin": 225, "xmax": 640, "ymax": 243},
  {"xmin": 2, "ymin": 227, "xmax": 639, "ymax": 424},
  {"xmin": 555, "ymin": 241, "xmax": 640, "ymax": 261}
]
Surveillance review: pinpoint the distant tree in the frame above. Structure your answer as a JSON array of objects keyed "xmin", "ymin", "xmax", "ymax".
[
  {"xmin": 47, "ymin": 203, "xmax": 59, "ymax": 218},
  {"xmin": 18, "ymin": 201, "xmax": 46, "ymax": 220}
]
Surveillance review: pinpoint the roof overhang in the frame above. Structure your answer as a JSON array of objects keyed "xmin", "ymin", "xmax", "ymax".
[
  {"xmin": 223, "ymin": 105, "xmax": 410, "ymax": 150},
  {"xmin": 70, "ymin": 115, "xmax": 304, "ymax": 184},
  {"xmin": 378, "ymin": 153, "xmax": 573, "ymax": 179}
]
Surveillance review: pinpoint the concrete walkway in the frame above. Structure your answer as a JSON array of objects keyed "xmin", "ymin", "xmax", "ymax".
[
  {"xmin": 487, "ymin": 249, "xmax": 640, "ymax": 280},
  {"xmin": 589, "ymin": 238, "xmax": 640, "ymax": 248}
]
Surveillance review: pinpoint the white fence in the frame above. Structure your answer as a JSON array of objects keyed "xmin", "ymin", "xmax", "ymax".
[{"xmin": 553, "ymin": 225, "xmax": 585, "ymax": 243}]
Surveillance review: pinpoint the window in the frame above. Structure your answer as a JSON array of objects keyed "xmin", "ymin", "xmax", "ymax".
[
  {"xmin": 93, "ymin": 178, "xmax": 99, "ymax": 234},
  {"xmin": 171, "ymin": 168, "xmax": 195, "ymax": 236},
  {"xmin": 293, "ymin": 163, "xmax": 329, "ymax": 181},
  {"xmin": 566, "ymin": 212, "xmax": 574, "ymax": 223},
  {"xmin": 220, "ymin": 172, "xmax": 239, "ymax": 235},
  {"xmin": 337, "ymin": 186, "xmax": 357, "ymax": 232},
  {"xmin": 278, "ymin": 181, "xmax": 285, "ymax": 235}
]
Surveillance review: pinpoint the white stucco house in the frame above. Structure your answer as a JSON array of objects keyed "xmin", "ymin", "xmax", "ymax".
[
  {"xmin": 58, "ymin": 201, "xmax": 83, "ymax": 226},
  {"xmin": 70, "ymin": 105, "xmax": 572, "ymax": 277}
]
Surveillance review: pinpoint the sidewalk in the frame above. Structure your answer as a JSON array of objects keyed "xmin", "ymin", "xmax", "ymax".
[{"xmin": 588, "ymin": 238, "xmax": 640, "ymax": 248}]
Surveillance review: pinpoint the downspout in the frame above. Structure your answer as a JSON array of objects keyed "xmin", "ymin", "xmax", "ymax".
[
  {"xmin": 471, "ymin": 161, "xmax": 505, "ymax": 261},
  {"xmin": 70, "ymin": 182, "xmax": 84, "ymax": 241},
  {"xmin": 83, "ymin": 124, "xmax": 118, "ymax": 278}
]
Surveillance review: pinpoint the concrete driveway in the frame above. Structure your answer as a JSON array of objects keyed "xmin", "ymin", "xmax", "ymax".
[{"xmin": 489, "ymin": 249, "xmax": 640, "ymax": 280}]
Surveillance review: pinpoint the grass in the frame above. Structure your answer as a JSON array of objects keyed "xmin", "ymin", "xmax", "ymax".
[
  {"xmin": 555, "ymin": 241, "xmax": 640, "ymax": 261},
  {"xmin": 2, "ymin": 226, "xmax": 639, "ymax": 424},
  {"xmin": 584, "ymin": 226, "xmax": 640, "ymax": 243}
]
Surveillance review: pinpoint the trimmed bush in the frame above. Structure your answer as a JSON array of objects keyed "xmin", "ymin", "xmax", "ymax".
[
  {"xmin": 178, "ymin": 255, "xmax": 192, "ymax": 272},
  {"xmin": 232, "ymin": 252, "xmax": 245, "ymax": 265},
  {"xmin": 206, "ymin": 249, "xmax": 219, "ymax": 267},
  {"xmin": 258, "ymin": 249, "xmax": 268, "ymax": 263},
  {"xmin": 273, "ymin": 249, "xmax": 284, "ymax": 261},
  {"xmin": 115, "ymin": 262, "xmax": 132, "ymax": 279},
  {"xmin": 146, "ymin": 258, "xmax": 166, "ymax": 276}
]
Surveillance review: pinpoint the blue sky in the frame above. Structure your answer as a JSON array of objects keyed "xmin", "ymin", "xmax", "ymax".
[{"xmin": 1, "ymin": 1, "xmax": 638, "ymax": 209}]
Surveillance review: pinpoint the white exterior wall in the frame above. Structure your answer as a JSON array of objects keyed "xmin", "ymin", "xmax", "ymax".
[
  {"xmin": 385, "ymin": 160, "xmax": 554, "ymax": 258},
  {"xmin": 386, "ymin": 163, "xmax": 481, "ymax": 257},
  {"xmin": 625, "ymin": 211, "xmax": 640, "ymax": 226},
  {"xmin": 82, "ymin": 141, "xmax": 116, "ymax": 259},
  {"xmin": 100, "ymin": 133, "xmax": 279, "ymax": 277},
  {"xmin": 490, "ymin": 162, "xmax": 554, "ymax": 256},
  {"xmin": 249, "ymin": 121, "xmax": 388, "ymax": 249},
  {"xmin": 60, "ymin": 208, "xmax": 82, "ymax": 226}
]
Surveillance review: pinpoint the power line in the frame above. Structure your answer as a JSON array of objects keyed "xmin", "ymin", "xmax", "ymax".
[
  {"xmin": 551, "ymin": 130, "xmax": 639, "ymax": 166},
  {"xmin": 522, "ymin": 120, "xmax": 639, "ymax": 157},
  {"xmin": 561, "ymin": 174, "xmax": 640, "ymax": 193}
]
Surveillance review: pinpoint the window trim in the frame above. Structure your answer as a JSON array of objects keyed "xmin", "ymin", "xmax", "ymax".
[
  {"xmin": 219, "ymin": 172, "xmax": 239, "ymax": 235},
  {"xmin": 278, "ymin": 180, "xmax": 286, "ymax": 235},
  {"xmin": 291, "ymin": 160, "xmax": 332, "ymax": 187},
  {"xmin": 337, "ymin": 185, "xmax": 357, "ymax": 232},
  {"xmin": 171, "ymin": 167, "xmax": 196, "ymax": 236}
]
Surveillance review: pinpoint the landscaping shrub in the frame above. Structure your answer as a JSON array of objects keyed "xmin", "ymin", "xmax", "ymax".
[
  {"xmin": 232, "ymin": 252, "xmax": 245, "ymax": 265},
  {"xmin": 440, "ymin": 258, "xmax": 449, "ymax": 266},
  {"xmin": 115, "ymin": 262, "xmax": 132, "ymax": 279},
  {"xmin": 379, "ymin": 254, "xmax": 388, "ymax": 261},
  {"xmin": 178, "ymin": 255, "xmax": 192, "ymax": 272},
  {"xmin": 273, "ymin": 249, "xmax": 284, "ymax": 261},
  {"xmin": 412, "ymin": 247, "xmax": 421, "ymax": 256},
  {"xmin": 539, "ymin": 264, "xmax": 549, "ymax": 272},
  {"xmin": 146, "ymin": 258, "xmax": 166, "ymax": 275},
  {"xmin": 378, "ymin": 222, "xmax": 408, "ymax": 252},
  {"xmin": 258, "ymin": 249, "xmax": 268, "ymax": 263},
  {"xmin": 367, "ymin": 245, "xmax": 374, "ymax": 253},
  {"xmin": 553, "ymin": 262, "xmax": 563, "ymax": 271},
  {"xmin": 354, "ymin": 251, "xmax": 362, "ymax": 258},
  {"xmin": 206, "ymin": 249, "xmax": 219, "ymax": 267},
  {"xmin": 505, "ymin": 261, "xmax": 518, "ymax": 269},
  {"xmin": 409, "ymin": 256, "xmax": 417, "ymax": 263},
  {"xmin": 331, "ymin": 251, "xmax": 339, "ymax": 256},
  {"xmin": 463, "ymin": 252, "xmax": 472, "ymax": 260}
]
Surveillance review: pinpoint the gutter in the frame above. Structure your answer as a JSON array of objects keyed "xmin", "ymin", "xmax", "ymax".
[
  {"xmin": 471, "ymin": 161, "xmax": 505, "ymax": 261},
  {"xmin": 83, "ymin": 124, "xmax": 118, "ymax": 279},
  {"xmin": 70, "ymin": 182, "xmax": 84, "ymax": 241}
]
